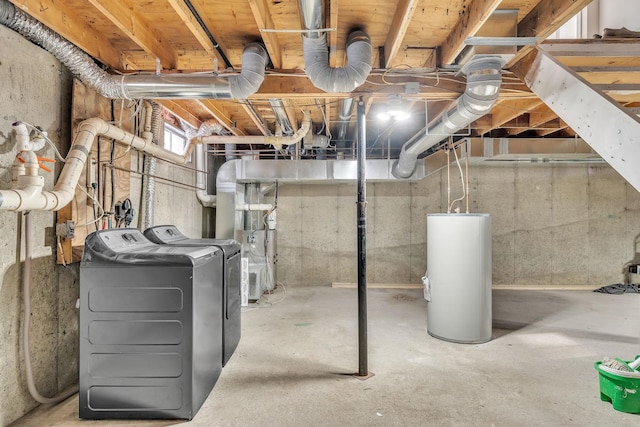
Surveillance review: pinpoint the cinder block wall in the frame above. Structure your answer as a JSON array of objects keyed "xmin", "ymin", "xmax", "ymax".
[{"xmin": 276, "ymin": 165, "xmax": 640, "ymax": 287}]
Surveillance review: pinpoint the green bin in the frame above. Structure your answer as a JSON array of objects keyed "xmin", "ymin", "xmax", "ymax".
[{"xmin": 595, "ymin": 360, "xmax": 640, "ymax": 414}]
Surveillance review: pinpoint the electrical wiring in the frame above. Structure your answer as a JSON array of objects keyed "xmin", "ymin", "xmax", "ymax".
[
  {"xmin": 448, "ymin": 139, "xmax": 467, "ymax": 213},
  {"xmin": 315, "ymin": 100, "xmax": 332, "ymax": 142},
  {"xmin": 74, "ymin": 184, "xmax": 105, "ymax": 228}
]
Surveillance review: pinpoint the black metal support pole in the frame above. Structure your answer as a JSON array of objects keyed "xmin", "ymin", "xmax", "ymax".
[{"xmin": 356, "ymin": 96, "xmax": 368, "ymax": 376}]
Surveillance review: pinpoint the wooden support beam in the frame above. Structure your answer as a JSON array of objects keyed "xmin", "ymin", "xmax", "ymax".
[
  {"xmin": 241, "ymin": 102, "xmax": 270, "ymax": 136},
  {"xmin": 87, "ymin": 0, "xmax": 177, "ymax": 69},
  {"xmin": 282, "ymin": 100, "xmax": 300, "ymax": 131},
  {"xmin": 248, "ymin": 0, "xmax": 283, "ymax": 69},
  {"xmin": 329, "ymin": 0, "xmax": 340, "ymax": 67},
  {"xmin": 383, "ymin": 0, "xmax": 419, "ymax": 67},
  {"xmin": 11, "ymin": 0, "xmax": 122, "ymax": 68},
  {"xmin": 156, "ymin": 100, "xmax": 202, "ymax": 129},
  {"xmin": 507, "ymin": 0, "xmax": 594, "ymax": 68},
  {"xmin": 165, "ymin": 0, "xmax": 227, "ymax": 67},
  {"xmin": 198, "ymin": 100, "xmax": 245, "ymax": 136},
  {"xmin": 489, "ymin": 98, "xmax": 544, "ymax": 131},
  {"xmin": 440, "ymin": 0, "xmax": 502, "ymax": 66},
  {"xmin": 528, "ymin": 104, "xmax": 557, "ymax": 128}
]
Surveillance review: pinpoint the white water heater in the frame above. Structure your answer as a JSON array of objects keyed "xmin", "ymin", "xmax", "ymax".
[{"xmin": 426, "ymin": 213, "xmax": 492, "ymax": 343}]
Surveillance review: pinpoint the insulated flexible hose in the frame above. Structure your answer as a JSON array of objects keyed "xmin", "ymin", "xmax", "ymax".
[{"xmin": 22, "ymin": 211, "xmax": 78, "ymax": 404}]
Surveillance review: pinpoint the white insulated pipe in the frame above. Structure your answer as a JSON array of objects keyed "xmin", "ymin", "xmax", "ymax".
[
  {"xmin": 0, "ymin": 118, "xmax": 194, "ymax": 212},
  {"xmin": 200, "ymin": 113, "xmax": 312, "ymax": 150}
]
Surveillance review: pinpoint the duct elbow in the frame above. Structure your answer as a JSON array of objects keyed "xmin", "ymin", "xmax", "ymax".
[
  {"xmin": 229, "ymin": 43, "xmax": 270, "ymax": 99},
  {"xmin": 303, "ymin": 31, "xmax": 372, "ymax": 93}
]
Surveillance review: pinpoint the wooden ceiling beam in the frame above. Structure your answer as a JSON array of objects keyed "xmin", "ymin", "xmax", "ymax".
[
  {"xmin": 198, "ymin": 100, "xmax": 246, "ymax": 136},
  {"xmin": 248, "ymin": 0, "xmax": 283, "ymax": 69},
  {"xmin": 383, "ymin": 0, "xmax": 419, "ymax": 68},
  {"xmin": 440, "ymin": 0, "xmax": 502, "ymax": 65},
  {"xmin": 489, "ymin": 98, "xmax": 544, "ymax": 131},
  {"xmin": 507, "ymin": 0, "xmax": 594, "ymax": 68},
  {"xmin": 156, "ymin": 100, "xmax": 202, "ymax": 130},
  {"xmin": 328, "ymin": 0, "xmax": 340, "ymax": 67},
  {"xmin": 283, "ymin": 100, "xmax": 300, "ymax": 131},
  {"xmin": 528, "ymin": 104, "xmax": 557, "ymax": 128},
  {"xmin": 241, "ymin": 102, "xmax": 270, "ymax": 136},
  {"xmin": 87, "ymin": 0, "xmax": 176, "ymax": 69},
  {"xmin": 165, "ymin": 0, "xmax": 227, "ymax": 67},
  {"xmin": 11, "ymin": 0, "xmax": 122, "ymax": 68}
]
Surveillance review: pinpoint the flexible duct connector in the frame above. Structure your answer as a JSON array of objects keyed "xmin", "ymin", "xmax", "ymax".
[
  {"xmin": 0, "ymin": 1, "xmax": 269, "ymax": 99},
  {"xmin": 141, "ymin": 101, "xmax": 161, "ymax": 230},
  {"xmin": 188, "ymin": 120, "xmax": 225, "ymax": 207},
  {"xmin": 393, "ymin": 56, "xmax": 503, "ymax": 178},
  {"xmin": 303, "ymin": 31, "xmax": 372, "ymax": 93}
]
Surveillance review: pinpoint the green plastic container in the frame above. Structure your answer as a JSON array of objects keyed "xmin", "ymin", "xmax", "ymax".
[{"xmin": 595, "ymin": 360, "xmax": 640, "ymax": 414}]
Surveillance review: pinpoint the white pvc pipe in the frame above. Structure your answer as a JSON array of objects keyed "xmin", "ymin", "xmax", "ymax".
[
  {"xmin": 0, "ymin": 118, "xmax": 194, "ymax": 212},
  {"xmin": 22, "ymin": 211, "xmax": 78, "ymax": 404},
  {"xmin": 200, "ymin": 114, "xmax": 312, "ymax": 150}
]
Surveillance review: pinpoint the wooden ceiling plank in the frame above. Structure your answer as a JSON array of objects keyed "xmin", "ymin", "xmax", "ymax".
[
  {"xmin": 248, "ymin": 0, "xmax": 283, "ymax": 69},
  {"xmin": 440, "ymin": 0, "xmax": 502, "ymax": 66},
  {"xmin": 87, "ymin": 0, "xmax": 176, "ymax": 69},
  {"xmin": 328, "ymin": 0, "xmax": 340, "ymax": 67},
  {"xmin": 489, "ymin": 98, "xmax": 543, "ymax": 131},
  {"xmin": 11, "ymin": 0, "xmax": 122, "ymax": 68},
  {"xmin": 507, "ymin": 0, "xmax": 594, "ymax": 68},
  {"xmin": 528, "ymin": 105, "xmax": 557, "ymax": 128},
  {"xmin": 383, "ymin": 0, "xmax": 420, "ymax": 68},
  {"xmin": 166, "ymin": 0, "xmax": 227, "ymax": 67},
  {"xmin": 198, "ymin": 100, "xmax": 246, "ymax": 136}
]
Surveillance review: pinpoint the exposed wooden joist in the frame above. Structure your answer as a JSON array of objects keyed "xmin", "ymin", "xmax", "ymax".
[
  {"xmin": 528, "ymin": 104, "xmax": 557, "ymax": 128},
  {"xmin": 282, "ymin": 100, "xmax": 300, "ymax": 131},
  {"xmin": 87, "ymin": 0, "xmax": 176, "ymax": 69},
  {"xmin": 507, "ymin": 0, "xmax": 594, "ymax": 67},
  {"xmin": 383, "ymin": 0, "xmax": 419, "ymax": 68},
  {"xmin": 198, "ymin": 100, "xmax": 246, "ymax": 136},
  {"xmin": 241, "ymin": 102, "xmax": 270, "ymax": 136},
  {"xmin": 11, "ymin": 0, "xmax": 122, "ymax": 68},
  {"xmin": 156, "ymin": 100, "xmax": 202, "ymax": 129},
  {"xmin": 440, "ymin": 0, "xmax": 502, "ymax": 65},
  {"xmin": 329, "ymin": 0, "xmax": 340, "ymax": 67},
  {"xmin": 166, "ymin": 0, "xmax": 227, "ymax": 67},
  {"xmin": 489, "ymin": 98, "xmax": 544, "ymax": 131},
  {"xmin": 248, "ymin": 0, "xmax": 283, "ymax": 69}
]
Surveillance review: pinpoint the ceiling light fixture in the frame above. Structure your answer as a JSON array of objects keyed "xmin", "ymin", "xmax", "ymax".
[{"xmin": 377, "ymin": 94, "xmax": 410, "ymax": 121}]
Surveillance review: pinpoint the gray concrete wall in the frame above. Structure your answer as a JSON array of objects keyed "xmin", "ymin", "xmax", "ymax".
[
  {"xmin": 0, "ymin": 25, "xmax": 204, "ymax": 425},
  {"xmin": 0, "ymin": 25, "xmax": 75, "ymax": 426},
  {"xmin": 276, "ymin": 164, "xmax": 640, "ymax": 287}
]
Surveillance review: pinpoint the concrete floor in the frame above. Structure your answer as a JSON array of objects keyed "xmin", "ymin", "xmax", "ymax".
[{"xmin": 11, "ymin": 287, "xmax": 640, "ymax": 427}]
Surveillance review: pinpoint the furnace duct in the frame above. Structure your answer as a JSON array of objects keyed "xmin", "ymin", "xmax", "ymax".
[
  {"xmin": 393, "ymin": 57, "xmax": 503, "ymax": 178},
  {"xmin": 298, "ymin": 0, "xmax": 372, "ymax": 93},
  {"xmin": 0, "ymin": 0, "xmax": 269, "ymax": 99}
]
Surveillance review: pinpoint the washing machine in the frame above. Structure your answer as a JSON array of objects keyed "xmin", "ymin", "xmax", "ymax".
[
  {"xmin": 144, "ymin": 225, "xmax": 241, "ymax": 366},
  {"xmin": 79, "ymin": 228, "xmax": 223, "ymax": 420}
]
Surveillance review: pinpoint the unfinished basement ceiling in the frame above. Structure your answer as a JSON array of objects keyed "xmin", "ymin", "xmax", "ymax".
[{"xmin": 7, "ymin": 0, "xmax": 640, "ymax": 158}]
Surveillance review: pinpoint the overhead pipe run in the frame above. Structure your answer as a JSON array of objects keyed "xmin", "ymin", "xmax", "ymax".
[
  {"xmin": 298, "ymin": 0, "xmax": 372, "ymax": 93},
  {"xmin": 200, "ymin": 113, "xmax": 312, "ymax": 150},
  {"xmin": 0, "ymin": 0, "xmax": 269, "ymax": 99},
  {"xmin": 1, "ymin": 118, "xmax": 195, "ymax": 212},
  {"xmin": 393, "ymin": 57, "xmax": 503, "ymax": 178}
]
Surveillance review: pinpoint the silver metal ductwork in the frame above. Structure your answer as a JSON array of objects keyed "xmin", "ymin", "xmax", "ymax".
[
  {"xmin": 186, "ymin": 120, "xmax": 227, "ymax": 207},
  {"xmin": 0, "ymin": 0, "xmax": 269, "ymax": 99},
  {"xmin": 299, "ymin": 0, "xmax": 372, "ymax": 93},
  {"xmin": 393, "ymin": 57, "xmax": 503, "ymax": 178}
]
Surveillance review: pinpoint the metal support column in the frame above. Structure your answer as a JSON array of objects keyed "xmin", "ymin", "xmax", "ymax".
[
  {"xmin": 512, "ymin": 47, "xmax": 640, "ymax": 191},
  {"xmin": 356, "ymin": 96, "xmax": 369, "ymax": 377}
]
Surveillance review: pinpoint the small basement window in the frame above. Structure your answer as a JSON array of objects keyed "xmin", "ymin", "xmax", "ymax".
[{"xmin": 163, "ymin": 122, "xmax": 187, "ymax": 154}]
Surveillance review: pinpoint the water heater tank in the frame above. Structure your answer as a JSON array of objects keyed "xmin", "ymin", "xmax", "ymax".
[{"xmin": 426, "ymin": 213, "xmax": 492, "ymax": 343}]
